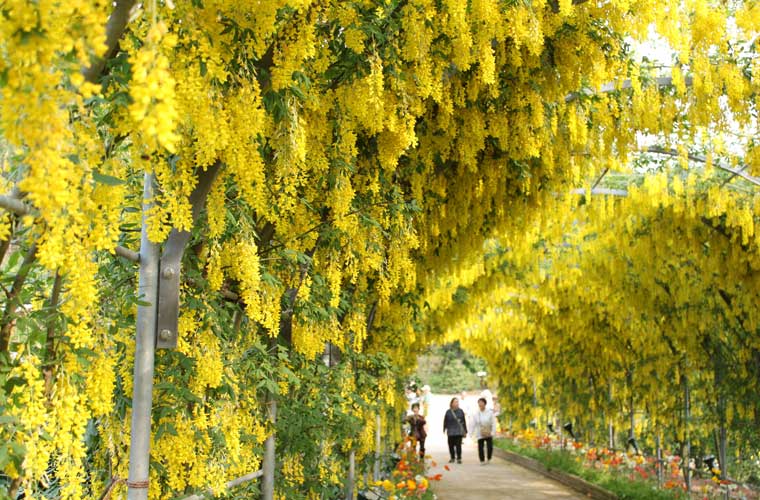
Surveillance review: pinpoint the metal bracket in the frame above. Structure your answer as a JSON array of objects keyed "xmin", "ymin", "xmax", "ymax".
[
  {"xmin": 155, "ymin": 163, "xmax": 221, "ymax": 349},
  {"xmin": 155, "ymin": 233, "xmax": 186, "ymax": 349}
]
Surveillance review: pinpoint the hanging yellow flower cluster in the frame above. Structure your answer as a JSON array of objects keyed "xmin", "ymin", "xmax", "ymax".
[{"xmin": 0, "ymin": 0, "xmax": 758, "ymax": 497}]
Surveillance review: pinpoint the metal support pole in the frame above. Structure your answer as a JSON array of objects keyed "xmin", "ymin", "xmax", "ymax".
[
  {"xmin": 656, "ymin": 434, "xmax": 663, "ymax": 489},
  {"xmin": 609, "ymin": 423, "xmax": 614, "ymax": 450},
  {"xmin": 262, "ymin": 397, "xmax": 277, "ymax": 500},
  {"xmin": 627, "ymin": 368, "xmax": 635, "ymax": 446},
  {"xmin": 373, "ymin": 413, "xmax": 381, "ymax": 481},
  {"xmin": 345, "ymin": 450, "xmax": 355, "ymax": 500},
  {"xmin": 127, "ymin": 173, "xmax": 160, "ymax": 500},
  {"xmin": 683, "ymin": 373, "xmax": 692, "ymax": 492},
  {"xmin": 607, "ymin": 381, "xmax": 614, "ymax": 450}
]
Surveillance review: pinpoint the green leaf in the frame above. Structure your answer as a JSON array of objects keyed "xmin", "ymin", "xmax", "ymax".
[
  {"xmin": 6, "ymin": 249, "xmax": 21, "ymax": 270},
  {"xmin": 93, "ymin": 170, "xmax": 127, "ymax": 186},
  {"xmin": 0, "ymin": 415, "xmax": 18, "ymax": 425},
  {"xmin": 3, "ymin": 376, "xmax": 25, "ymax": 393},
  {"xmin": 155, "ymin": 422, "xmax": 178, "ymax": 440},
  {"xmin": 9, "ymin": 442, "xmax": 25, "ymax": 456}
]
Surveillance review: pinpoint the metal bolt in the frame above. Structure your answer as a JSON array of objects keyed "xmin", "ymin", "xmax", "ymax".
[
  {"xmin": 162, "ymin": 267, "xmax": 175, "ymax": 279},
  {"xmin": 159, "ymin": 329, "xmax": 173, "ymax": 341}
]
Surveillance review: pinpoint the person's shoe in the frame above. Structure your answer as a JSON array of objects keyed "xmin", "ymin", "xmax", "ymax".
[
  {"xmin": 487, "ymin": 459, "xmax": 491, "ymax": 464},
  {"xmin": 457, "ymin": 459, "xmax": 462, "ymax": 464},
  {"xmin": 480, "ymin": 461, "xmax": 486, "ymax": 466},
  {"xmin": 448, "ymin": 458, "xmax": 455, "ymax": 463}
]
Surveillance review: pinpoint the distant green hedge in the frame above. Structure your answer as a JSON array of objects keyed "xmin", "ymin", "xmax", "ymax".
[{"xmin": 413, "ymin": 342, "xmax": 488, "ymax": 393}]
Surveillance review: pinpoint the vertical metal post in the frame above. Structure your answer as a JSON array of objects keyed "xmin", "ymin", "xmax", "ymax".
[
  {"xmin": 682, "ymin": 373, "xmax": 691, "ymax": 492},
  {"xmin": 373, "ymin": 413, "xmax": 381, "ymax": 481},
  {"xmin": 345, "ymin": 450, "xmax": 355, "ymax": 500},
  {"xmin": 607, "ymin": 381, "xmax": 614, "ymax": 450},
  {"xmin": 656, "ymin": 434, "xmax": 663, "ymax": 488},
  {"xmin": 609, "ymin": 423, "xmax": 614, "ymax": 450},
  {"xmin": 718, "ymin": 416, "xmax": 728, "ymax": 480},
  {"xmin": 627, "ymin": 369, "xmax": 635, "ymax": 445},
  {"xmin": 262, "ymin": 398, "xmax": 277, "ymax": 500},
  {"xmin": 127, "ymin": 173, "xmax": 160, "ymax": 500},
  {"xmin": 714, "ymin": 354, "xmax": 728, "ymax": 481}
]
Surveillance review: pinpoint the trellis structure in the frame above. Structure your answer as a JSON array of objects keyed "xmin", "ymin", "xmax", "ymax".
[{"xmin": 1, "ymin": 1, "xmax": 758, "ymax": 499}]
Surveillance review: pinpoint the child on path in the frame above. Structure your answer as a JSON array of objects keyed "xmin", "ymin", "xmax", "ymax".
[
  {"xmin": 471, "ymin": 397, "xmax": 497, "ymax": 465},
  {"xmin": 405, "ymin": 403, "xmax": 427, "ymax": 459},
  {"xmin": 443, "ymin": 397, "xmax": 467, "ymax": 464}
]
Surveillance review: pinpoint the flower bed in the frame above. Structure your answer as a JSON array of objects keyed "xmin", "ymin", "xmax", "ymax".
[
  {"xmin": 496, "ymin": 430, "xmax": 758, "ymax": 500},
  {"xmin": 372, "ymin": 436, "xmax": 442, "ymax": 499}
]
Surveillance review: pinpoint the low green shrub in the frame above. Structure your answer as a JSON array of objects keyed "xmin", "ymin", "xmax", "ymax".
[{"xmin": 494, "ymin": 439, "xmax": 686, "ymax": 500}]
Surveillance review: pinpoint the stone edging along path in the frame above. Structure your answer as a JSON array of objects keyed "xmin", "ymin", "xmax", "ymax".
[{"xmin": 492, "ymin": 447, "xmax": 619, "ymax": 500}]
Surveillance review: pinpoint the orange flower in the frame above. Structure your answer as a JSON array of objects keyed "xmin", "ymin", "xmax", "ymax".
[
  {"xmin": 406, "ymin": 479, "xmax": 416, "ymax": 491},
  {"xmin": 444, "ymin": 465, "xmax": 450, "ymax": 471},
  {"xmin": 431, "ymin": 460, "xmax": 437, "ymax": 467}
]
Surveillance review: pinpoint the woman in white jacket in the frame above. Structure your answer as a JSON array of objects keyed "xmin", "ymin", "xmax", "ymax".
[{"xmin": 471, "ymin": 397, "xmax": 497, "ymax": 465}]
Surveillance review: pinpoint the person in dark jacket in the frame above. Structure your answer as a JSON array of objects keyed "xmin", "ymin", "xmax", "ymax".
[
  {"xmin": 443, "ymin": 397, "xmax": 467, "ymax": 463},
  {"xmin": 405, "ymin": 402, "xmax": 427, "ymax": 459}
]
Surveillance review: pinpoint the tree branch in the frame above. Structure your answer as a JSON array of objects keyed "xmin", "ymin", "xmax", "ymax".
[
  {"xmin": 366, "ymin": 301, "xmax": 379, "ymax": 335},
  {"xmin": 0, "ymin": 214, "xmax": 14, "ymax": 266},
  {"xmin": 43, "ymin": 272, "xmax": 63, "ymax": 392},
  {"xmin": 82, "ymin": 0, "xmax": 137, "ymax": 83},
  {"xmin": 278, "ymin": 244, "xmax": 319, "ymax": 346},
  {"xmin": 0, "ymin": 191, "xmax": 139, "ymax": 263},
  {"xmin": 115, "ymin": 245, "xmax": 140, "ymax": 262},
  {"xmin": 0, "ymin": 242, "xmax": 38, "ymax": 353},
  {"xmin": 0, "ymin": 194, "xmax": 31, "ymax": 215},
  {"xmin": 97, "ymin": 477, "xmax": 124, "ymax": 500},
  {"xmin": 548, "ymin": 0, "xmax": 590, "ymax": 14}
]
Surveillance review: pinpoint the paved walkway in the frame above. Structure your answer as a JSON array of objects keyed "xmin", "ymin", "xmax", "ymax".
[{"xmin": 423, "ymin": 394, "xmax": 584, "ymax": 499}]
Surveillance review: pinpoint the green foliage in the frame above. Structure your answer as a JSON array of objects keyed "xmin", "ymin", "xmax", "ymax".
[
  {"xmin": 414, "ymin": 342, "xmax": 487, "ymax": 394},
  {"xmin": 494, "ymin": 439, "xmax": 686, "ymax": 500}
]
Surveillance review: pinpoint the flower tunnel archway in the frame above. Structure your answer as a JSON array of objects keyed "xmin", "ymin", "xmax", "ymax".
[{"xmin": 0, "ymin": 0, "xmax": 759, "ymax": 498}]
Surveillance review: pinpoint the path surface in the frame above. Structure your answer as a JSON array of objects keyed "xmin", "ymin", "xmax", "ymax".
[{"xmin": 423, "ymin": 394, "xmax": 585, "ymax": 500}]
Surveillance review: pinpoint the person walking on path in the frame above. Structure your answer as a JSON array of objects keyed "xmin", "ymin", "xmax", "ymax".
[
  {"xmin": 406, "ymin": 403, "xmax": 428, "ymax": 459},
  {"xmin": 480, "ymin": 388, "xmax": 494, "ymax": 410},
  {"xmin": 405, "ymin": 386, "xmax": 419, "ymax": 414},
  {"xmin": 459, "ymin": 391, "xmax": 476, "ymax": 444},
  {"xmin": 421, "ymin": 385, "xmax": 432, "ymax": 417},
  {"xmin": 443, "ymin": 397, "xmax": 467, "ymax": 464},
  {"xmin": 472, "ymin": 397, "xmax": 497, "ymax": 465}
]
